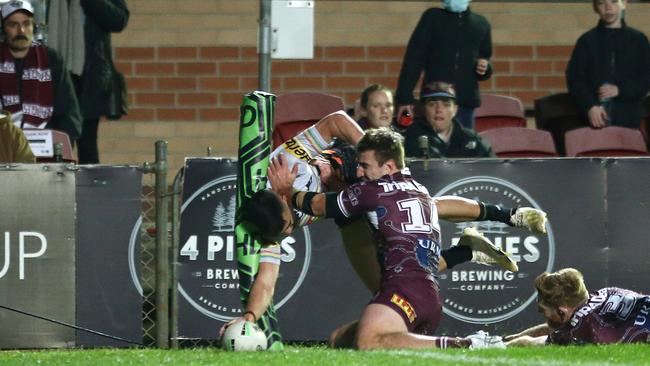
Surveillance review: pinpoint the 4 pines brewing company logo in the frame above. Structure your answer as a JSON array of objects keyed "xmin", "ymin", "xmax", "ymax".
[
  {"xmin": 434, "ymin": 176, "xmax": 555, "ymax": 324},
  {"xmin": 177, "ymin": 175, "xmax": 311, "ymax": 322}
]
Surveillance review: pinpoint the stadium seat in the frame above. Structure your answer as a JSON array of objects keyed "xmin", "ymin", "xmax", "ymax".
[
  {"xmin": 479, "ymin": 127, "xmax": 558, "ymax": 158},
  {"xmin": 474, "ymin": 94, "xmax": 526, "ymax": 132},
  {"xmin": 24, "ymin": 128, "xmax": 76, "ymax": 163},
  {"xmin": 564, "ymin": 126, "xmax": 648, "ymax": 157},
  {"xmin": 273, "ymin": 92, "xmax": 344, "ymax": 148},
  {"xmin": 534, "ymin": 92, "xmax": 588, "ymax": 155}
]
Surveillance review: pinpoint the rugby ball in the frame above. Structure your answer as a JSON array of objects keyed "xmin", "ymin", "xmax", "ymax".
[{"xmin": 221, "ymin": 320, "xmax": 268, "ymax": 351}]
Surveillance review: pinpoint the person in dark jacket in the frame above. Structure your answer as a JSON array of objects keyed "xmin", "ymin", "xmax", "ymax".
[
  {"xmin": 396, "ymin": 0, "xmax": 492, "ymax": 130},
  {"xmin": 566, "ymin": 0, "xmax": 650, "ymax": 129},
  {"xmin": 76, "ymin": 0, "xmax": 129, "ymax": 164},
  {"xmin": 49, "ymin": 0, "xmax": 129, "ymax": 164},
  {"xmin": 0, "ymin": 0, "xmax": 82, "ymax": 141},
  {"xmin": 404, "ymin": 82, "xmax": 494, "ymax": 158}
]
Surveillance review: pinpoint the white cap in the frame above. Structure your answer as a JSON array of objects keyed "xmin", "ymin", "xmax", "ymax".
[{"xmin": 1, "ymin": 1, "xmax": 34, "ymax": 20}]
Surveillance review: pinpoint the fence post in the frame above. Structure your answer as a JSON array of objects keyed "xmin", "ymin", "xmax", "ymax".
[
  {"xmin": 154, "ymin": 140, "xmax": 169, "ymax": 348},
  {"xmin": 170, "ymin": 167, "xmax": 184, "ymax": 349}
]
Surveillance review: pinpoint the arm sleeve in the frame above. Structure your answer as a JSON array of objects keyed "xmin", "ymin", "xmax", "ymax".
[
  {"xmin": 12, "ymin": 126, "xmax": 35, "ymax": 163},
  {"xmin": 396, "ymin": 10, "xmax": 433, "ymax": 105},
  {"xmin": 259, "ymin": 244, "xmax": 281, "ymax": 266},
  {"xmin": 616, "ymin": 33, "xmax": 650, "ymax": 102},
  {"xmin": 566, "ymin": 36, "xmax": 598, "ymax": 114},
  {"xmin": 476, "ymin": 20, "xmax": 493, "ymax": 81},
  {"xmin": 325, "ymin": 184, "xmax": 376, "ymax": 220},
  {"xmin": 80, "ymin": 0, "xmax": 130, "ymax": 32}
]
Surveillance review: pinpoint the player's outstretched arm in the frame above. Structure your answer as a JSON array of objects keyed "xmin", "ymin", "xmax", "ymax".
[
  {"xmin": 435, "ymin": 196, "xmax": 548, "ymax": 234},
  {"xmin": 219, "ymin": 262, "xmax": 280, "ymax": 336},
  {"xmin": 504, "ymin": 323, "xmax": 550, "ymax": 342},
  {"xmin": 314, "ymin": 111, "xmax": 364, "ymax": 146},
  {"xmin": 505, "ymin": 335, "xmax": 548, "ymax": 347},
  {"xmin": 291, "ymin": 191, "xmax": 327, "ymax": 217}
]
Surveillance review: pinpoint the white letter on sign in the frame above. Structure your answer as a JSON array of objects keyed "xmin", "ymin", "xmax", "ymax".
[{"xmin": 19, "ymin": 232, "xmax": 47, "ymax": 280}]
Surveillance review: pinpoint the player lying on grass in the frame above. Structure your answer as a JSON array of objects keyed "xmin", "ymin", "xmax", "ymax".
[
  {"xmin": 285, "ymin": 129, "xmax": 548, "ymax": 349},
  {"xmin": 505, "ymin": 267, "xmax": 650, "ymax": 346}
]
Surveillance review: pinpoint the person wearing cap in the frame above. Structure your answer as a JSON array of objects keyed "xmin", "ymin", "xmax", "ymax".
[
  {"xmin": 47, "ymin": 0, "xmax": 129, "ymax": 164},
  {"xmin": 566, "ymin": 0, "xmax": 650, "ymax": 129},
  {"xmin": 0, "ymin": 109, "xmax": 35, "ymax": 163},
  {"xmin": 404, "ymin": 82, "xmax": 494, "ymax": 158},
  {"xmin": 395, "ymin": 0, "xmax": 492, "ymax": 130},
  {"xmin": 0, "ymin": 0, "xmax": 82, "ymax": 141}
]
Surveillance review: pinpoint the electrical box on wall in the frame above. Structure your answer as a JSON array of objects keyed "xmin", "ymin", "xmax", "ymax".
[{"xmin": 271, "ymin": 0, "xmax": 314, "ymax": 59}]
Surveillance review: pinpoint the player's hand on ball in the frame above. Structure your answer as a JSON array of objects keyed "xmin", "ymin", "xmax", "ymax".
[
  {"xmin": 219, "ymin": 316, "xmax": 245, "ymax": 337},
  {"xmin": 510, "ymin": 207, "xmax": 547, "ymax": 234}
]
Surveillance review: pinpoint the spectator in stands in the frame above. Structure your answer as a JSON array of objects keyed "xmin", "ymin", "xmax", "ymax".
[
  {"xmin": 356, "ymin": 84, "xmax": 395, "ymax": 130},
  {"xmin": 0, "ymin": 0, "xmax": 82, "ymax": 141},
  {"xmin": 48, "ymin": 0, "xmax": 129, "ymax": 164},
  {"xmin": 0, "ymin": 110, "xmax": 35, "ymax": 163},
  {"xmin": 395, "ymin": 0, "xmax": 492, "ymax": 129},
  {"xmin": 505, "ymin": 267, "xmax": 650, "ymax": 346},
  {"xmin": 404, "ymin": 82, "xmax": 494, "ymax": 158},
  {"xmin": 566, "ymin": 0, "xmax": 650, "ymax": 129}
]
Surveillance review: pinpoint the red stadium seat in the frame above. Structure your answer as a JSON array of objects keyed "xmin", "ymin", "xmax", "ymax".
[
  {"xmin": 273, "ymin": 92, "xmax": 344, "ymax": 149},
  {"xmin": 479, "ymin": 127, "xmax": 557, "ymax": 158},
  {"xmin": 564, "ymin": 126, "xmax": 648, "ymax": 157},
  {"xmin": 534, "ymin": 92, "xmax": 588, "ymax": 155},
  {"xmin": 474, "ymin": 94, "xmax": 526, "ymax": 132}
]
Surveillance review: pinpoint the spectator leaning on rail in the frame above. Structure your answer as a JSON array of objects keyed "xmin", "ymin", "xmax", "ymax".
[
  {"xmin": 404, "ymin": 82, "xmax": 494, "ymax": 158},
  {"xmin": 395, "ymin": 0, "xmax": 493, "ymax": 130},
  {"xmin": 566, "ymin": 0, "xmax": 650, "ymax": 129},
  {"xmin": 0, "ymin": 0, "xmax": 82, "ymax": 140}
]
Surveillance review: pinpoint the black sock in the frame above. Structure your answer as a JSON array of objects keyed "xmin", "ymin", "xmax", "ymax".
[{"xmin": 441, "ymin": 245, "xmax": 472, "ymax": 269}]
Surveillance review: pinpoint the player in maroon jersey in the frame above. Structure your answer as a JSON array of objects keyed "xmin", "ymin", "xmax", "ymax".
[
  {"xmin": 288, "ymin": 128, "xmax": 547, "ymax": 349},
  {"xmin": 506, "ymin": 267, "xmax": 650, "ymax": 346}
]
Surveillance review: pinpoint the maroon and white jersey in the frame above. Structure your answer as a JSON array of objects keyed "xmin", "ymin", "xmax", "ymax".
[
  {"xmin": 548, "ymin": 287, "xmax": 650, "ymax": 345},
  {"xmin": 331, "ymin": 169, "xmax": 442, "ymax": 279}
]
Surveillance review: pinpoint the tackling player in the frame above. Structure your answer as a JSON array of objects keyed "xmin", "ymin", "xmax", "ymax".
[
  {"xmin": 222, "ymin": 111, "xmax": 525, "ymax": 339},
  {"xmin": 506, "ymin": 267, "xmax": 650, "ymax": 346},
  {"xmin": 287, "ymin": 128, "xmax": 548, "ymax": 349}
]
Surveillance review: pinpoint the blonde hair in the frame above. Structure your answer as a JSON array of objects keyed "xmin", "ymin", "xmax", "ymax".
[{"xmin": 535, "ymin": 268, "xmax": 589, "ymax": 309}]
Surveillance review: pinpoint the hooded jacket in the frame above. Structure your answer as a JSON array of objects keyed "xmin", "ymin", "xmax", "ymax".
[
  {"xmin": 396, "ymin": 7, "xmax": 492, "ymax": 109},
  {"xmin": 566, "ymin": 20, "xmax": 650, "ymax": 128}
]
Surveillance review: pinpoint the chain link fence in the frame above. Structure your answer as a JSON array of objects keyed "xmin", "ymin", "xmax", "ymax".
[{"xmin": 140, "ymin": 174, "xmax": 157, "ymax": 347}]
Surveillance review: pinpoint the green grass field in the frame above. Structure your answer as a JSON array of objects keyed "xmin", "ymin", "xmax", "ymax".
[{"xmin": 1, "ymin": 345, "xmax": 650, "ymax": 366}]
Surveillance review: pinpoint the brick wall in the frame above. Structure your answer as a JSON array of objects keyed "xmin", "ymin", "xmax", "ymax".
[{"xmin": 99, "ymin": 0, "xmax": 650, "ymax": 173}]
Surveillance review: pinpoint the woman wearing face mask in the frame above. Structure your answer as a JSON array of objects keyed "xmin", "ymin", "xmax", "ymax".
[{"xmin": 395, "ymin": 0, "xmax": 492, "ymax": 130}]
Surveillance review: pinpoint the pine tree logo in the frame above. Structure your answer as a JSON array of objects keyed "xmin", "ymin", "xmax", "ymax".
[
  {"xmin": 434, "ymin": 176, "xmax": 555, "ymax": 324},
  {"xmin": 211, "ymin": 196, "xmax": 236, "ymax": 232}
]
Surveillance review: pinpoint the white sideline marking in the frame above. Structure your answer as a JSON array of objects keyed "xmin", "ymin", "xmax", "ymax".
[{"xmin": 379, "ymin": 350, "xmax": 629, "ymax": 366}]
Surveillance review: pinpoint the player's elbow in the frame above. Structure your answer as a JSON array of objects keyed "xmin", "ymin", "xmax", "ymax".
[{"xmin": 354, "ymin": 332, "xmax": 382, "ymax": 350}]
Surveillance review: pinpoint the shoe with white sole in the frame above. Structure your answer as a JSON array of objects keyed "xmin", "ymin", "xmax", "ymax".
[
  {"xmin": 466, "ymin": 330, "xmax": 506, "ymax": 349},
  {"xmin": 456, "ymin": 227, "xmax": 519, "ymax": 272}
]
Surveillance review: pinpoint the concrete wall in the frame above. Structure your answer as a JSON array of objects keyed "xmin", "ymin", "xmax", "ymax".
[{"xmin": 102, "ymin": 0, "xmax": 650, "ymax": 172}]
